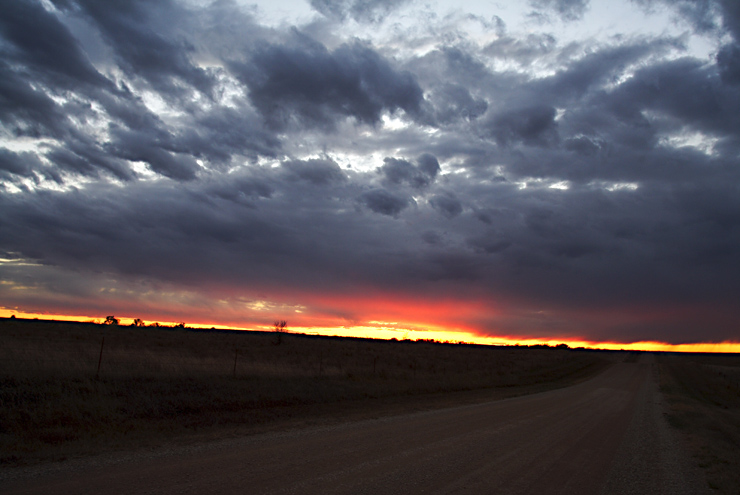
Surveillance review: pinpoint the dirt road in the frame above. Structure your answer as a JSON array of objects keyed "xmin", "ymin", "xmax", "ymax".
[{"xmin": 2, "ymin": 355, "xmax": 708, "ymax": 494}]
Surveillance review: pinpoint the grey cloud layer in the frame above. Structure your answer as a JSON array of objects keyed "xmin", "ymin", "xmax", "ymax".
[
  {"xmin": 233, "ymin": 36, "xmax": 425, "ymax": 130},
  {"xmin": 2, "ymin": 0, "xmax": 740, "ymax": 343},
  {"xmin": 309, "ymin": 0, "xmax": 413, "ymax": 23},
  {"xmin": 528, "ymin": 0, "xmax": 590, "ymax": 21}
]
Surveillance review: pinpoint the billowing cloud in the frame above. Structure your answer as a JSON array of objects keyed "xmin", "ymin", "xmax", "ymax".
[
  {"xmin": 360, "ymin": 188, "xmax": 412, "ymax": 216},
  {"xmin": 486, "ymin": 105, "xmax": 559, "ymax": 147},
  {"xmin": 380, "ymin": 154, "xmax": 440, "ymax": 188},
  {"xmin": 0, "ymin": 0, "xmax": 110, "ymax": 90},
  {"xmin": 2, "ymin": 0, "xmax": 740, "ymax": 347},
  {"xmin": 282, "ymin": 157, "xmax": 347, "ymax": 185},
  {"xmin": 529, "ymin": 0, "xmax": 590, "ymax": 21},
  {"xmin": 234, "ymin": 36, "xmax": 425, "ymax": 130},
  {"xmin": 310, "ymin": 0, "xmax": 413, "ymax": 23},
  {"xmin": 57, "ymin": 0, "xmax": 215, "ymax": 97},
  {"xmin": 430, "ymin": 193, "xmax": 463, "ymax": 219}
]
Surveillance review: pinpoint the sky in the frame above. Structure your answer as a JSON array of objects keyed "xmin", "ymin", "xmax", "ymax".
[{"xmin": 2, "ymin": 0, "xmax": 740, "ymax": 350}]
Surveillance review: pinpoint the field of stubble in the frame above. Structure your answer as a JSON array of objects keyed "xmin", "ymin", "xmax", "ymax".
[
  {"xmin": 658, "ymin": 352, "xmax": 740, "ymax": 494},
  {"xmin": 0, "ymin": 318, "xmax": 608, "ymax": 465}
]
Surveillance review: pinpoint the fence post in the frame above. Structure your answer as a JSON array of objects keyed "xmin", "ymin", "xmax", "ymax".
[
  {"xmin": 96, "ymin": 336, "xmax": 105, "ymax": 379},
  {"xmin": 233, "ymin": 347, "xmax": 238, "ymax": 378}
]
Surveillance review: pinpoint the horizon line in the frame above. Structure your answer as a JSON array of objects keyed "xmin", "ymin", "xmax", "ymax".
[{"xmin": 2, "ymin": 309, "xmax": 739, "ymax": 354}]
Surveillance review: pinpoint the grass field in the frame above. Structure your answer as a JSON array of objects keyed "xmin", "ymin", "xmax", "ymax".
[
  {"xmin": 658, "ymin": 352, "xmax": 740, "ymax": 494},
  {"xmin": 0, "ymin": 318, "xmax": 610, "ymax": 465}
]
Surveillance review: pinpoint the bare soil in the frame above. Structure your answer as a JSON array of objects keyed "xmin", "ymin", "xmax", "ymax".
[
  {"xmin": 657, "ymin": 352, "xmax": 740, "ymax": 494},
  {"xmin": 0, "ymin": 318, "xmax": 608, "ymax": 465},
  {"xmin": 1, "ymin": 355, "xmax": 707, "ymax": 494}
]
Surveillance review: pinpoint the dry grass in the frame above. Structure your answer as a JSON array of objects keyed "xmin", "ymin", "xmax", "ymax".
[
  {"xmin": 0, "ymin": 318, "xmax": 609, "ymax": 465},
  {"xmin": 658, "ymin": 353, "xmax": 740, "ymax": 494}
]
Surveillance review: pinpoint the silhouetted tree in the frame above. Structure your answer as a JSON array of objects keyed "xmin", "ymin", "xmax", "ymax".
[
  {"xmin": 104, "ymin": 315, "xmax": 119, "ymax": 325},
  {"xmin": 273, "ymin": 320, "xmax": 287, "ymax": 345},
  {"xmin": 132, "ymin": 318, "xmax": 145, "ymax": 327}
]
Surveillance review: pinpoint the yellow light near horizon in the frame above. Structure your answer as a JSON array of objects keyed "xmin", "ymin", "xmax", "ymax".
[
  {"xmin": 3, "ymin": 309, "xmax": 740, "ymax": 353},
  {"xmin": 274, "ymin": 325, "xmax": 740, "ymax": 353},
  {"xmin": 0, "ymin": 309, "xmax": 245, "ymax": 331},
  {"xmin": 0, "ymin": 309, "xmax": 99, "ymax": 324}
]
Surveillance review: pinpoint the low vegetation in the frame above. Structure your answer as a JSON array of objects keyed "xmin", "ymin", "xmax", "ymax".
[
  {"xmin": 658, "ymin": 353, "xmax": 740, "ymax": 494},
  {"xmin": 0, "ymin": 318, "xmax": 609, "ymax": 465}
]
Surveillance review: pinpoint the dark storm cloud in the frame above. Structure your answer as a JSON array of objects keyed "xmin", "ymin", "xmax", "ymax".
[
  {"xmin": 486, "ymin": 105, "xmax": 559, "ymax": 147},
  {"xmin": 45, "ymin": 137, "xmax": 134, "ymax": 181},
  {"xmin": 429, "ymin": 193, "xmax": 463, "ymax": 219},
  {"xmin": 435, "ymin": 46, "xmax": 493, "ymax": 87},
  {"xmin": 0, "ymin": 0, "xmax": 287, "ymax": 182},
  {"xmin": 234, "ymin": 36, "xmax": 424, "ymax": 130},
  {"xmin": 529, "ymin": 0, "xmax": 590, "ymax": 21},
  {"xmin": 309, "ymin": 0, "xmax": 412, "ymax": 23},
  {"xmin": 107, "ymin": 126, "xmax": 200, "ymax": 181},
  {"xmin": 466, "ymin": 235, "xmax": 512, "ymax": 255},
  {"xmin": 53, "ymin": 0, "xmax": 214, "ymax": 97},
  {"xmin": 0, "ymin": 0, "xmax": 110, "ymax": 90},
  {"xmin": 0, "ymin": 167, "xmax": 415, "ymax": 293},
  {"xmin": 175, "ymin": 104, "xmax": 282, "ymax": 165},
  {"xmin": 427, "ymin": 83, "xmax": 488, "ymax": 125},
  {"xmin": 3, "ymin": 160, "xmax": 740, "ymax": 343},
  {"xmin": 360, "ymin": 188, "xmax": 412, "ymax": 216},
  {"xmin": 717, "ymin": 43, "xmax": 740, "ymax": 84},
  {"xmin": 603, "ymin": 58, "xmax": 740, "ymax": 148},
  {"xmin": 281, "ymin": 157, "xmax": 347, "ymax": 185},
  {"xmin": 380, "ymin": 157, "xmax": 418, "ymax": 184},
  {"xmin": 0, "ymin": 60, "xmax": 65, "ymax": 138},
  {"xmin": 417, "ymin": 154, "xmax": 441, "ymax": 179},
  {"xmin": 379, "ymin": 154, "xmax": 439, "ymax": 188},
  {"xmin": 4, "ymin": 0, "xmax": 740, "ymax": 345},
  {"xmin": 536, "ymin": 37, "xmax": 684, "ymax": 101},
  {"xmin": 0, "ymin": 149, "xmax": 46, "ymax": 184}
]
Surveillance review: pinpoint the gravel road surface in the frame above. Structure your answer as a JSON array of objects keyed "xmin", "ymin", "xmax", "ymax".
[{"xmin": 2, "ymin": 355, "xmax": 708, "ymax": 494}]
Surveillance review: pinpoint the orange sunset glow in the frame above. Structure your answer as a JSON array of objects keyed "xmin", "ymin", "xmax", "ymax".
[
  {"xmin": 3, "ymin": 0, "xmax": 740, "ymax": 357},
  {"xmin": 3, "ymin": 308, "xmax": 739, "ymax": 354}
]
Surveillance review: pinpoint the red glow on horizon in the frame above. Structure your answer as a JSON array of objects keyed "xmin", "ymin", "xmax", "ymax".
[
  {"xmin": 278, "ymin": 290, "xmax": 497, "ymax": 333},
  {"xmin": 2, "ymin": 308, "xmax": 739, "ymax": 353}
]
